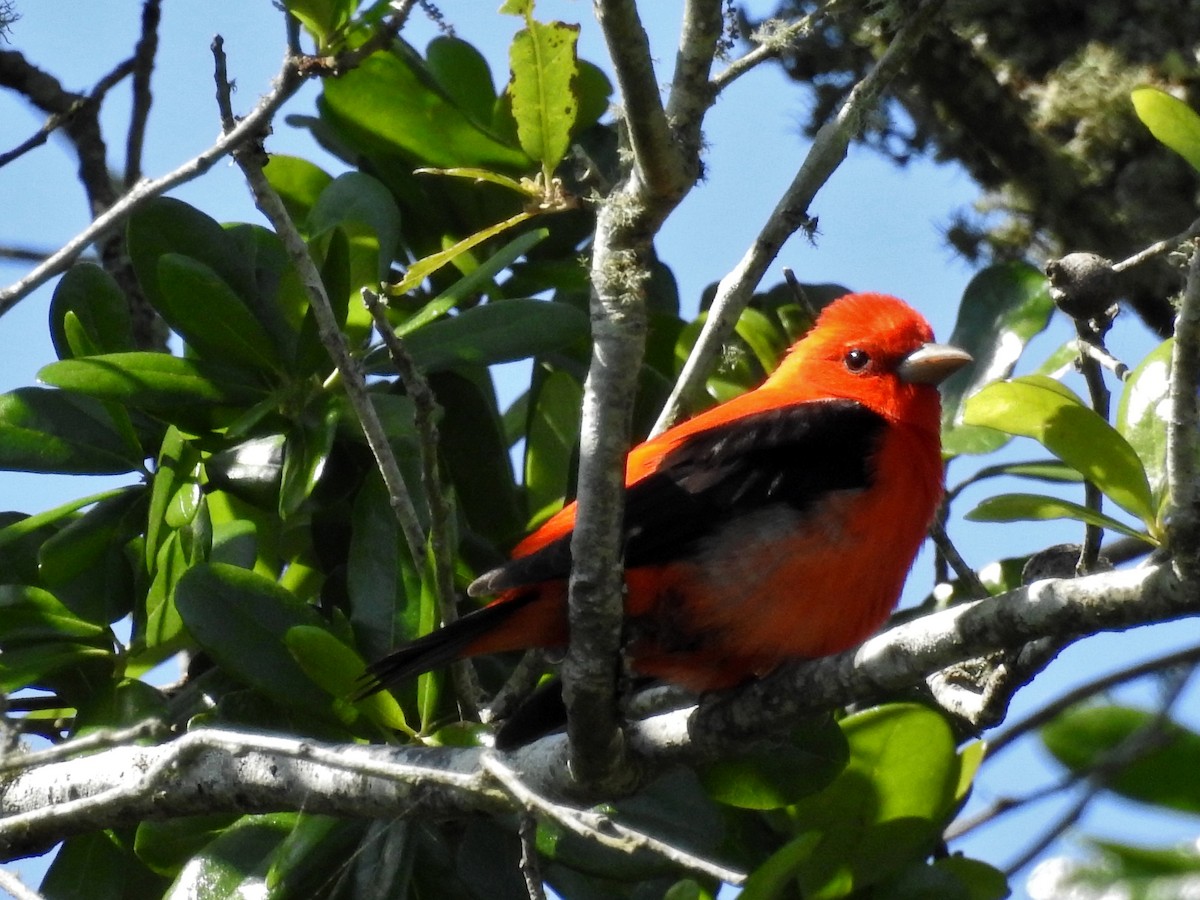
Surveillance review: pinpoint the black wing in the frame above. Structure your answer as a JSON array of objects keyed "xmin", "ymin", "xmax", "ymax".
[{"xmin": 470, "ymin": 399, "xmax": 887, "ymax": 592}]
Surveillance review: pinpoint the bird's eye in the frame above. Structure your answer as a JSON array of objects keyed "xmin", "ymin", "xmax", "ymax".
[{"xmin": 844, "ymin": 349, "xmax": 871, "ymax": 372}]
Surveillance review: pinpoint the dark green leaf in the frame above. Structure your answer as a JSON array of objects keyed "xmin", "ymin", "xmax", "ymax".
[
  {"xmin": 965, "ymin": 492, "xmax": 1151, "ymax": 542},
  {"xmin": 162, "ymin": 814, "xmax": 295, "ymax": 898},
  {"xmin": 321, "ymin": 48, "xmax": 530, "ymax": 170},
  {"xmin": 940, "ymin": 263, "xmax": 1054, "ymax": 456},
  {"xmin": 700, "ymin": 717, "xmax": 849, "ymax": 810},
  {"xmin": 42, "ymin": 829, "xmax": 170, "ymax": 899},
  {"xmin": 426, "ymin": 36, "xmax": 497, "ymax": 129},
  {"xmin": 74, "ymin": 678, "xmax": 168, "ymax": 733},
  {"xmin": 175, "ymin": 563, "xmax": 333, "ymax": 712},
  {"xmin": 1042, "ymin": 705, "xmax": 1200, "ymax": 813},
  {"xmin": 0, "ymin": 387, "xmax": 145, "ymax": 474},
  {"xmin": 266, "ymin": 815, "xmax": 368, "ymax": 896},
  {"xmin": 49, "ymin": 263, "xmax": 135, "ymax": 359},
  {"xmin": 430, "ymin": 369, "xmax": 524, "ymax": 545},
  {"xmin": 39, "ymin": 352, "xmax": 268, "ymax": 413},
  {"xmin": 524, "ymin": 369, "xmax": 582, "ymax": 522},
  {"xmin": 204, "ymin": 434, "xmax": 286, "ymax": 510},
  {"xmin": 154, "ymin": 253, "xmax": 284, "ymax": 373},
  {"xmin": 308, "ymin": 172, "xmax": 402, "ymax": 280},
  {"xmin": 136, "ymin": 815, "xmax": 242, "ymax": 878},
  {"xmin": 280, "ymin": 402, "xmax": 340, "ymax": 518},
  {"xmin": 374, "ymin": 299, "xmax": 588, "ymax": 373},
  {"xmin": 263, "ymin": 154, "xmax": 334, "ymax": 224},
  {"xmin": 128, "ymin": 197, "xmax": 257, "ymax": 317},
  {"xmin": 0, "ymin": 584, "xmax": 110, "ymax": 646},
  {"xmin": 38, "ymin": 486, "xmax": 146, "ymax": 624}
]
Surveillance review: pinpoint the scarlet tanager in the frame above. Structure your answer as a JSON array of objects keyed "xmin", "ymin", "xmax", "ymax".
[{"xmin": 360, "ymin": 293, "xmax": 970, "ymax": 709}]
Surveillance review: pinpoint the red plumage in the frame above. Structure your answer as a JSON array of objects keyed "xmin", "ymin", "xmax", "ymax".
[{"xmin": 360, "ymin": 292, "xmax": 970, "ymax": 703}]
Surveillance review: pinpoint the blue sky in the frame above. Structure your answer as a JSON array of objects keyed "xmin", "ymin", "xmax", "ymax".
[{"xmin": 1, "ymin": 2, "xmax": 1196, "ymax": 896}]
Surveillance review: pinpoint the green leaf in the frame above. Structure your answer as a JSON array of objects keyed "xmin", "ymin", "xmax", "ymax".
[
  {"xmin": 508, "ymin": 18, "xmax": 580, "ymax": 173},
  {"xmin": 1117, "ymin": 338, "xmax": 1174, "ymax": 506},
  {"xmin": 43, "ymin": 830, "xmax": 170, "ymax": 899},
  {"xmin": 205, "ymin": 434, "xmax": 286, "ymax": 510},
  {"xmin": 963, "ymin": 376, "xmax": 1156, "ymax": 526},
  {"xmin": 136, "ymin": 814, "xmax": 242, "ymax": 878},
  {"xmin": 154, "ymin": 254, "xmax": 284, "ymax": 374},
  {"xmin": 426, "ymin": 36, "xmax": 497, "ymax": 128},
  {"xmin": 39, "ymin": 352, "xmax": 267, "ymax": 412},
  {"xmin": 940, "ymin": 263, "xmax": 1054, "ymax": 456},
  {"xmin": 285, "ymin": 625, "xmax": 413, "ymax": 733},
  {"xmin": 524, "ymin": 369, "xmax": 583, "ymax": 522},
  {"xmin": 388, "ymin": 209, "xmax": 535, "ymax": 297},
  {"xmin": 936, "ymin": 262, "xmax": 1051, "ymax": 458},
  {"xmin": 128, "ymin": 197, "xmax": 257, "ymax": 317},
  {"xmin": 279, "ymin": 403, "xmax": 340, "ymax": 519},
  {"xmin": 376, "ymin": 299, "xmax": 589, "ymax": 373},
  {"xmin": 49, "ymin": 264, "xmax": 134, "ymax": 359},
  {"xmin": 1132, "ymin": 86, "xmax": 1200, "ymax": 172},
  {"xmin": 285, "ymin": 0, "xmax": 354, "ymax": 47},
  {"xmin": 430, "ymin": 370, "xmax": 524, "ymax": 545},
  {"xmin": 263, "ymin": 154, "xmax": 334, "ymax": 224},
  {"xmin": 0, "ymin": 584, "xmax": 110, "ymax": 645},
  {"xmin": 700, "ymin": 717, "xmax": 849, "ymax": 810},
  {"xmin": 965, "ymin": 493, "xmax": 1152, "ymax": 543},
  {"xmin": 1042, "ymin": 705, "xmax": 1200, "ymax": 813},
  {"xmin": 175, "ymin": 563, "xmax": 334, "ymax": 712},
  {"xmin": 0, "ymin": 487, "xmax": 131, "ymax": 553},
  {"xmin": 308, "ymin": 171, "xmax": 402, "ymax": 280},
  {"xmin": 321, "ymin": 48, "xmax": 530, "ymax": 170},
  {"xmin": 0, "ymin": 387, "xmax": 145, "ymax": 474},
  {"xmin": 162, "ymin": 814, "xmax": 295, "ymax": 899},
  {"xmin": 37, "ymin": 486, "xmax": 146, "ymax": 624},
  {"xmin": 750, "ymin": 704, "xmax": 961, "ymax": 899}
]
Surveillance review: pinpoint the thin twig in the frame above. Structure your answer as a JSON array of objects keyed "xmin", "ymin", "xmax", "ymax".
[
  {"xmin": 483, "ymin": 754, "xmax": 747, "ymax": 886},
  {"xmin": 0, "ymin": 720, "xmax": 167, "ymax": 776},
  {"xmin": 1111, "ymin": 215, "xmax": 1200, "ymax": 273},
  {"xmin": 1002, "ymin": 665, "xmax": 1194, "ymax": 876},
  {"xmin": 1073, "ymin": 316, "xmax": 1115, "ymax": 574},
  {"xmin": 710, "ymin": 13, "xmax": 818, "ymax": 93},
  {"xmin": 211, "ymin": 38, "xmax": 428, "ymax": 575},
  {"xmin": 944, "ymin": 780, "xmax": 1067, "ymax": 842},
  {"xmin": 0, "ymin": 52, "xmax": 304, "ymax": 313},
  {"xmin": 650, "ymin": 0, "xmax": 947, "ymax": 434},
  {"xmin": 929, "ymin": 519, "xmax": 989, "ymax": 600},
  {"xmin": 0, "ymin": 867, "xmax": 46, "ymax": 900},
  {"xmin": 364, "ymin": 288, "xmax": 484, "ymax": 714},
  {"xmin": 1073, "ymin": 337, "xmax": 1130, "ymax": 381},
  {"xmin": 517, "ymin": 815, "xmax": 547, "ymax": 900},
  {"xmin": 124, "ymin": 0, "xmax": 161, "ymax": 187},
  {"xmin": 984, "ymin": 643, "xmax": 1200, "ymax": 759}
]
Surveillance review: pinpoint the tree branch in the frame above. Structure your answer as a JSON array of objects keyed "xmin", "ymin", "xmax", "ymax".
[
  {"xmin": 1168, "ymin": 240, "xmax": 1200, "ymax": 579},
  {"xmin": 651, "ymin": 0, "xmax": 947, "ymax": 434},
  {"xmin": 1, "ymin": 563, "xmax": 1193, "ymax": 861}
]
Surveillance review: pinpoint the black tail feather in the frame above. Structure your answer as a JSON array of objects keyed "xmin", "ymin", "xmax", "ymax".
[{"xmin": 353, "ymin": 591, "xmax": 538, "ymax": 701}]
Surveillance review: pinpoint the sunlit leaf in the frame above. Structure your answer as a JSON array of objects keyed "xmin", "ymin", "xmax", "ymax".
[
  {"xmin": 965, "ymin": 493, "xmax": 1152, "ymax": 543},
  {"xmin": 963, "ymin": 376, "xmax": 1155, "ymax": 527},
  {"xmin": 1132, "ymin": 87, "xmax": 1200, "ymax": 172}
]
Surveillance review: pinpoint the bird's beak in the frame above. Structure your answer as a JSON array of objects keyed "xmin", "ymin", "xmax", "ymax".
[{"xmin": 898, "ymin": 343, "xmax": 973, "ymax": 385}]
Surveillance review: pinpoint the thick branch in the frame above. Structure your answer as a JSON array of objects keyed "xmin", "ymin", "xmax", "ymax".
[
  {"xmin": 2, "ymin": 563, "xmax": 1193, "ymax": 861},
  {"xmin": 593, "ymin": 0, "xmax": 683, "ymax": 200},
  {"xmin": 1168, "ymin": 241, "xmax": 1200, "ymax": 577}
]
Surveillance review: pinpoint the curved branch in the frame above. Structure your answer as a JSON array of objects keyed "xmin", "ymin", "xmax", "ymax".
[{"xmin": 2, "ymin": 563, "xmax": 1194, "ymax": 862}]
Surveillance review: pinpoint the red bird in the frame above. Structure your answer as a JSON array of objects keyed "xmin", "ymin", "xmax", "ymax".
[{"xmin": 361, "ymin": 293, "xmax": 970, "ymax": 704}]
